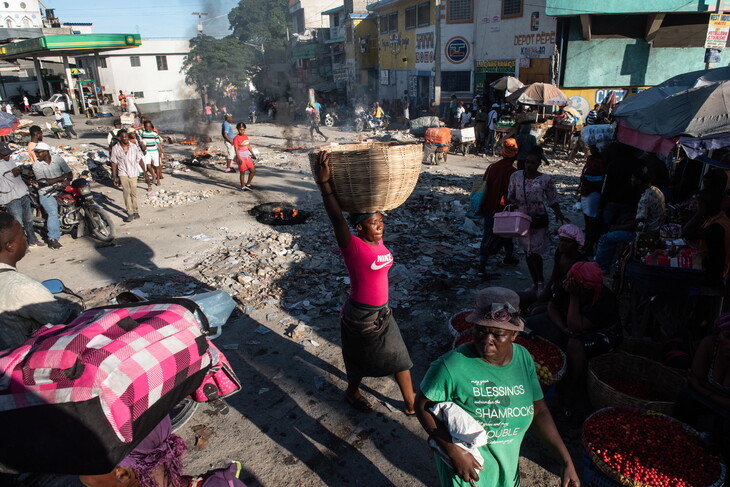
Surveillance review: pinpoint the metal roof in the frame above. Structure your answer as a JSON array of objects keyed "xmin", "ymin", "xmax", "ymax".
[
  {"xmin": 0, "ymin": 33, "xmax": 142, "ymax": 59},
  {"xmin": 321, "ymin": 5, "xmax": 345, "ymax": 15}
]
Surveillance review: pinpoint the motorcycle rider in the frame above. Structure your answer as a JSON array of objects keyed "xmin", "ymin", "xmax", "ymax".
[
  {"xmin": 0, "ymin": 212, "xmax": 71, "ymax": 349},
  {"xmin": 31, "ymin": 142, "xmax": 72, "ymax": 250},
  {"xmin": 0, "ymin": 142, "xmax": 39, "ymax": 247},
  {"xmin": 372, "ymin": 101, "xmax": 385, "ymax": 120}
]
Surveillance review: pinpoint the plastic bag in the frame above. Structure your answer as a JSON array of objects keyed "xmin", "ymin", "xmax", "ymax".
[
  {"xmin": 469, "ymin": 178, "xmax": 487, "ymax": 217},
  {"xmin": 187, "ymin": 290, "xmax": 236, "ymax": 339}
]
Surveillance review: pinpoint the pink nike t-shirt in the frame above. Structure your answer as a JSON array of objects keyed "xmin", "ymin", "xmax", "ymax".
[{"xmin": 341, "ymin": 235, "xmax": 393, "ymax": 306}]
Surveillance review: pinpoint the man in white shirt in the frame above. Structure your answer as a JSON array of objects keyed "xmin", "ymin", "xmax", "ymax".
[
  {"xmin": 32, "ymin": 142, "xmax": 72, "ymax": 250},
  {"xmin": 486, "ymin": 104, "xmax": 500, "ymax": 154},
  {"xmin": 0, "ymin": 142, "xmax": 38, "ymax": 247},
  {"xmin": 0, "ymin": 212, "xmax": 70, "ymax": 349},
  {"xmin": 110, "ymin": 130, "xmax": 147, "ymax": 222}
]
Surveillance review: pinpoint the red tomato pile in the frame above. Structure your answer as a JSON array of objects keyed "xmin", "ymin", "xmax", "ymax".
[
  {"xmin": 604, "ymin": 377, "xmax": 659, "ymax": 401},
  {"xmin": 450, "ymin": 311, "xmax": 472, "ymax": 334},
  {"xmin": 584, "ymin": 408, "xmax": 722, "ymax": 487},
  {"xmin": 514, "ymin": 335, "xmax": 563, "ymax": 375}
]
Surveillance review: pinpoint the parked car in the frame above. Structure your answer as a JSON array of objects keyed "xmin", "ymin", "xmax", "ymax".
[{"xmin": 31, "ymin": 93, "xmax": 72, "ymax": 116}]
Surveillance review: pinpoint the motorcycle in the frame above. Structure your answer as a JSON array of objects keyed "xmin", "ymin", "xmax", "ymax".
[
  {"xmin": 27, "ymin": 169, "xmax": 115, "ymax": 243},
  {"xmin": 323, "ymin": 109, "xmax": 340, "ymax": 127},
  {"xmin": 354, "ymin": 110, "xmax": 390, "ymax": 132}
]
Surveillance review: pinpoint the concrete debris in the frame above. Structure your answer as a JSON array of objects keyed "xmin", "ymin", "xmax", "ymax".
[{"xmin": 145, "ymin": 189, "xmax": 214, "ymax": 208}]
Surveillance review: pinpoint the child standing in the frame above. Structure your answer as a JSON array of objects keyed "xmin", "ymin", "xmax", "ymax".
[{"xmin": 233, "ymin": 122, "xmax": 257, "ymax": 190}]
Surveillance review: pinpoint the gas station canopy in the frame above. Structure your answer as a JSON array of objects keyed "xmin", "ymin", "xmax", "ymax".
[{"xmin": 0, "ymin": 33, "xmax": 142, "ymax": 59}]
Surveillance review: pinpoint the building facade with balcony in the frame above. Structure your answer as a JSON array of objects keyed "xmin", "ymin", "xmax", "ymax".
[
  {"xmin": 343, "ymin": 13, "xmax": 378, "ymax": 103},
  {"xmin": 548, "ymin": 0, "xmax": 727, "ymax": 116}
]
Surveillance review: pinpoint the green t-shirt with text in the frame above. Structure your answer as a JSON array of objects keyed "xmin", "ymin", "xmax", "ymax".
[{"xmin": 420, "ymin": 343, "xmax": 543, "ymax": 487}]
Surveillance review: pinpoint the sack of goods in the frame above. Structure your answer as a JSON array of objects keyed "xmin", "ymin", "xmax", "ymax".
[
  {"xmin": 0, "ymin": 299, "xmax": 236, "ymax": 475},
  {"xmin": 309, "ymin": 141, "xmax": 422, "ymax": 213},
  {"xmin": 493, "ymin": 206, "xmax": 532, "ymax": 237},
  {"xmin": 424, "ymin": 127, "xmax": 452, "ymax": 146}
]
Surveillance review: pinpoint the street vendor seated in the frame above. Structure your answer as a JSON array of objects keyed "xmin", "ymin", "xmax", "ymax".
[
  {"xmin": 595, "ymin": 165, "xmax": 666, "ymax": 274},
  {"xmin": 682, "ymin": 168, "xmax": 730, "ymax": 287},
  {"xmin": 525, "ymin": 261, "xmax": 620, "ymax": 418}
]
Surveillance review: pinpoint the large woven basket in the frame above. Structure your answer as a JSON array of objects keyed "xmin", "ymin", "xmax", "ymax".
[
  {"xmin": 587, "ymin": 352, "xmax": 686, "ymax": 415},
  {"xmin": 309, "ymin": 142, "xmax": 422, "ymax": 212}
]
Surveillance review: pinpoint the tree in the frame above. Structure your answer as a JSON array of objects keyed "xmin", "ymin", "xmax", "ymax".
[
  {"xmin": 182, "ymin": 35, "xmax": 253, "ymax": 102},
  {"xmin": 228, "ymin": 0, "xmax": 290, "ymax": 53}
]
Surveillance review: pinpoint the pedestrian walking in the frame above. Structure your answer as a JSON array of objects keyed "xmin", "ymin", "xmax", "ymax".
[
  {"xmin": 204, "ymin": 103, "xmax": 213, "ymax": 123},
  {"xmin": 137, "ymin": 120, "xmax": 165, "ymax": 186},
  {"xmin": 307, "ymin": 104, "xmax": 327, "ymax": 142},
  {"xmin": 486, "ymin": 104, "xmax": 499, "ymax": 154},
  {"xmin": 22, "ymin": 95, "xmax": 29, "ymax": 113},
  {"xmin": 233, "ymin": 123, "xmax": 257, "ymax": 190},
  {"xmin": 0, "ymin": 142, "xmax": 39, "ymax": 247},
  {"xmin": 222, "ymin": 114, "xmax": 236, "ymax": 172},
  {"xmin": 110, "ymin": 130, "xmax": 148, "ymax": 222},
  {"xmin": 118, "ymin": 90, "xmax": 127, "ymax": 112}
]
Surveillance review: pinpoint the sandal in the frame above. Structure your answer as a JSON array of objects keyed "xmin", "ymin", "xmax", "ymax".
[{"xmin": 345, "ymin": 393, "xmax": 373, "ymax": 412}]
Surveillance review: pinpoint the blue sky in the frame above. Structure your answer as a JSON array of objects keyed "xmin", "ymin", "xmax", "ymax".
[{"xmin": 52, "ymin": 1, "xmax": 240, "ymax": 39}]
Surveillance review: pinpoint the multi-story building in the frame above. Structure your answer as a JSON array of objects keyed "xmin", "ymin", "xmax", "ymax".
[
  {"xmin": 343, "ymin": 12, "xmax": 378, "ymax": 102},
  {"xmin": 548, "ymin": 0, "xmax": 727, "ymax": 115},
  {"xmin": 75, "ymin": 40, "xmax": 199, "ymax": 114},
  {"xmin": 367, "ymin": 0, "xmax": 439, "ymax": 113},
  {"xmin": 473, "ymin": 0, "xmax": 557, "ymax": 98}
]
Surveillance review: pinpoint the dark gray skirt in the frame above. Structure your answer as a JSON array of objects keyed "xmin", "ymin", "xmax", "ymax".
[{"xmin": 339, "ymin": 299, "xmax": 413, "ymax": 378}]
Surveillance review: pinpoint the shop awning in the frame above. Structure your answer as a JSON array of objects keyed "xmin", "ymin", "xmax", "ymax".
[{"xmin": 0, "ymin": 33, "xmax": 142, "ymax": 59}]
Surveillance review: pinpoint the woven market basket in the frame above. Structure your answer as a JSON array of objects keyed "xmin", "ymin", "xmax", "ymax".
[
  {"xmin": 516, "ymin": 334, "xmax": 567, "ymax": 387},
  {"xmin": 587, "ymin": 353, "xmax": 686, "ymax": 415},
  {"xmin": 309, "ymin": 142, "xmax": 422, "ymax": 213},
  {"xmin": 582, "ymin": 407, "xmax": 727, "ymax": 487}
]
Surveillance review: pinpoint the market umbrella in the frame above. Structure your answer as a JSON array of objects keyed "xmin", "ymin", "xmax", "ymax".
[
  {"xmin": 506, "ymin": 82, "xmax": 568, "ymax": 106},
  {"xmin": 0, "ymin": 111, "xmax": 19, "ymax": 136},
  {"xmin": 613, "ymin": 66, "xmax": 730, "ymax": 121},
  {"xmin": 615, "ymin": 80, "xmax": 730, "ymax": 139},
  {"xmin": 489, "ymin": 76, "xmax": 524, "ymax": 92}
]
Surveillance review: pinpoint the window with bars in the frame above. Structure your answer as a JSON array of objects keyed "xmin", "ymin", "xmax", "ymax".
[
  {"xmin": 501, "ymin": 0, "xmax": 523, "ymax": 19},
  {"xmin": 156, "ymin": 56, "xmax": 168, "ymax": 71},
  {"xmin": 447, "ymin": 0, "xmax": 472, "ymax": 23},
  {"xmin": 98, "ymin": 57, "xmax": 107, "ymax": 68},
  {"xmin": 405, "ymin": 6, "xmax": 416, "ymax": 29},
  {"xmin": 130, "ymin": 56, "xmax": 140, "ymax": 67},
  {"xmin": 388, "ymin": 12, "xmax": 398, "ymax": 32},
  {"xmin": 132, "ymin": 91, "xmax": 144, "ymax": 99},
  {"xmin": 417, "ymin": 2, "xmax": 430, "ymax": 26}
]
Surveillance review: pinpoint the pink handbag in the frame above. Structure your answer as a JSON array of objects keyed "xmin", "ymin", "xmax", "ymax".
[{"xmin": 191, "ymin": 343, "xmax": 241, "ymax": 404}]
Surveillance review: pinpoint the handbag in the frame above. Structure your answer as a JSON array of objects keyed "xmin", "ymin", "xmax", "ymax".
[
  {"xmin": 190, "ymin": 343, "xmax": 241, "ymax": 403},
  {"xmin": 523, "ymin": 173, "xmax": 549, "ymax": 229},
  {"xmin": 469, "ymin": 177, "xmax": 487, "ymax": 218}
]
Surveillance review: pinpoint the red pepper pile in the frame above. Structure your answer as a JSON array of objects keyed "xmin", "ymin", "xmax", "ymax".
[
  {"xmin": 451, "ymin": 311, "xmax": 472, "ymax": 334},
  {"xmin": 584, "ymin": 408, "xmax": 722, "ymax": 487},
  {"xmin": 604, "ymin": 377, "xmax": 659, "ymax": 401},
  {"xmin": 514, "ymin": 335, "xmax": 563, "ymax": 375}
]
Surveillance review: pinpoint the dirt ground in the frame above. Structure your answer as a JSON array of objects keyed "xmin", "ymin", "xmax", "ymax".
[{"xmin": 17, "ymin": 113, "xmax": 588, "ymax": 487}]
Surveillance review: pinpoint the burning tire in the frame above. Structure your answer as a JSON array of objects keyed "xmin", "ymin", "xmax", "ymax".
[{"xmin": 249, "ymin": 202, "xmax": 309, "ymax": 225}]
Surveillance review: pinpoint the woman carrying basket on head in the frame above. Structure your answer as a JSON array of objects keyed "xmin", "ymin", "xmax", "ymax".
[{"xmin": 314, "ymin": 151, "xmax": 415, "ymax": 415}]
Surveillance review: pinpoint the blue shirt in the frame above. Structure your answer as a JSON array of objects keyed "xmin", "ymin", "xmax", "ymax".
[
  {"xmin": 221, "ymin": 120, "xmax": 235, "ymax": 141},
  {"xmin": 59, "ymin": 113, "xmax": 72, "ymax": 127},
  {"xmin": 314, "ymin": 102, "xmax": 322, "ymax": 114}
]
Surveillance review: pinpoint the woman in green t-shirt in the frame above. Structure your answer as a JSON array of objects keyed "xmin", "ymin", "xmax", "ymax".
[{"xmin": 415, "ymin": 287, "xmax": 579, "ymax": 487}]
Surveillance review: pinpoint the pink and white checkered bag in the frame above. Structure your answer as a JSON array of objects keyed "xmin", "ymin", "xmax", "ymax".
[
  {"xmin": 191, "ymin": 343, "xmax": 241, "ymax": 402},
  {"xmin": 0, "ymin": 299, "xmax": 216, "ymax": 475}
]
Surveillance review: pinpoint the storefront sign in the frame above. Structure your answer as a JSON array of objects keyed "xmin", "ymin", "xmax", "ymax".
[
  {"xmin": 445, "ymin": 36, "xmax": 470, "ymax": 64},
  {"xmin": 705, "ymin": 13, "xmax": 730, "ymax": 49},
  {"xmin": 520, "ymin": 46, "xmax": 546, "ymax": 58},
  {"xmin": 475, "ymin": 59, "xmax": 515, "ymax": 73},
  {"xmin": 416, "ymin": 31, "xmax": 435, "ymax": 66},
  {"xmin": 513, "ymin": 31, "xmax": 555, "ymax": 46},
  {"xmin": 594, "ymin": 88, "xmax": 628, "ymax": 104}
]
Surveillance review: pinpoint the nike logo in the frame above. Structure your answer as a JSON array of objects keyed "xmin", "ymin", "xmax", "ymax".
[{"xmin": 371, "ymin": 254, "xmax": 393, "ymax": 270}]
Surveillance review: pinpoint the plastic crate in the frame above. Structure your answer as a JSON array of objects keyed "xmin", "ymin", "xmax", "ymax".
[{"xmin": 493, "ymin": 209, "xmax": 531, "ymax": 237}]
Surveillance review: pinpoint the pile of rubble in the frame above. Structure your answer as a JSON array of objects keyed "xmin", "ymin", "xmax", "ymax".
[{"xmin": 145, "ymin": 188, "xmax": 214, "ymax": 208}]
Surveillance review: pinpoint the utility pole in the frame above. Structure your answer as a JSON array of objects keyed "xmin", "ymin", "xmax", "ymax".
[{"xmin": 192, "ymin": 12, "xmax": 208, "ymax": 36}]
